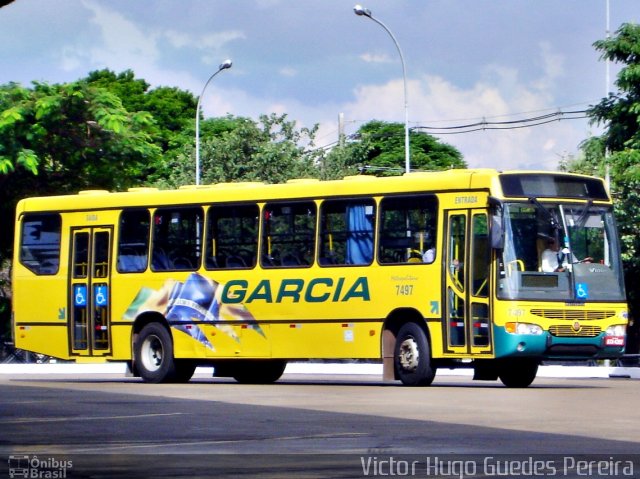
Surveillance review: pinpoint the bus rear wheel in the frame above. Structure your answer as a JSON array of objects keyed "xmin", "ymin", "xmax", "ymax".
[
  {"xmin": 498, "ymin": 358, "xmax": 539, "ymax": 388},
  {"xmin": 232, "ymin": 360, "xmax": 287, "ymax": 384},
  {"xmin": 134, "ymin": 323, "xmax": 177, "ymax": 383},
  {"xmin": 172, "ymin": 360, "xmax": 197, "ymax": 383},
  {"xmin": 394, "ymin": 322, "xmax": 436, "ymax": 386}
]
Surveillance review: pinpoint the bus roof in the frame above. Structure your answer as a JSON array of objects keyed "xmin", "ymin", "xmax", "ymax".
[{"xmin": 15, "ymin": 168, "xmax": 608, "ymax": 214}]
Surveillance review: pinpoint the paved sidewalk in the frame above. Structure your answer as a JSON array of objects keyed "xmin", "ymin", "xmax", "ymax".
[{"xmin": 0, "ymin": 362, "xmax": 638, "ymax": 378}]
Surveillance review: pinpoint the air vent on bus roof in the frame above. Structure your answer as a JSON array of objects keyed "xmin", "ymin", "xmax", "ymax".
[
  {"xmin": 78, "ymin": 190, "xmax": 109, "ymax": 195},
  {"xmin": 128, "ymin": 187, "xmax": 159, "ymax": 192},
  {"xmin": 286, "ymin": 178, "xmax": 320, "ymax": 184},
  {"xmin": 178, "ymin": 185, "xmax": 215, "ymax": 190},
  {"xmin": 342, "ymin": 175, "xmax": 377, "ymax": 181},
  {"xmin": 212, "ymin": 182, "xmax": 265, "ymax": 188}
]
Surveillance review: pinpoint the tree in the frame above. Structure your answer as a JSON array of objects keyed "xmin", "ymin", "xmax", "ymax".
[
  {"xmin": 85, "ymin": 69, "xmax": 198, "ymax": 153},
  {"xmin": 585, "ymin": 23, "xmax": 640, "ymax": 184},
  {"xmin": 0, "ymin": 79, "xmax": 161, "ymax": 259},
  {"xmin": 153, "ymin": 113, "xmax": 321, "ymax": 188},
  {"xmin": 563, "ymin": 23, "xmax": 640, "ymax": 354},
  {"xmin": 326, "ymin": 120, "xmax": 465, "ymax": 176}
]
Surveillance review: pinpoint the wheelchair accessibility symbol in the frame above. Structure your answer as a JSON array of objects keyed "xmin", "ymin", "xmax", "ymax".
[
  {"xmin": 94, "ymin": 285, "xmax": 108, "ymax": 306},
  {"xmin": 575, "ymin": 283, "xmax": 589, "ymax": 300},
  {"xmin": 74, "ymin": 285, "xmax": 87, "ymax": 307}
]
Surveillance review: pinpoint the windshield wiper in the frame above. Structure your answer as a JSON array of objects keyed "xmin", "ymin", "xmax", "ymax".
[
  {"xmin": 574, "ymin": 199, "xmax": 593, "ymax": 229},
  {"xmin": 528, "ymin": 197, "xmax": 561, "ymax": 230}
]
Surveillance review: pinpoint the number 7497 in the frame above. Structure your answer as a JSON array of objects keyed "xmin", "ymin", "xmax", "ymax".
[{"xmin": 395, "ymin": 284, "xmax": 413, "ymax": 296}]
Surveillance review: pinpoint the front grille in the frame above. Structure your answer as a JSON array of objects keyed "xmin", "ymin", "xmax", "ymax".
[
  {"xmin": 530, "ymin": 309, "xmax": 615, "ymax": 321},
  {"xmin": 548, "ymin": 325, "xmax": 602, "ymax": 337}
]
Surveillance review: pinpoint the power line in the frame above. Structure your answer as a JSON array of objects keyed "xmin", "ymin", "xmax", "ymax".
[
  {"xmin": 306, "ymin": 107, "xmax": 590, "ymax": 153},
  {"xmin": 413, "ymin": 109, "xmax": 589, "ymax": 135}
]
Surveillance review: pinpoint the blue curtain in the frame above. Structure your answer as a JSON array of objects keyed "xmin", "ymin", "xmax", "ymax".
[{"xmin": 346, "ymin": 204, "xmax": 373, "ymax": 264}]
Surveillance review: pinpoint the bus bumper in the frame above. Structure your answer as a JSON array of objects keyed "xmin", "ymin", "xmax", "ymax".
[{"xmin": 493, "ymin": 328, "xmax": 625, "ymax": 360}]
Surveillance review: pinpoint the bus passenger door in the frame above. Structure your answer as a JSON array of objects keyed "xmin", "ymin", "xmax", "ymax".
[
  {"xmin": 444, "ymin": 210, "xmax": 493, "ymax": 355},
  {"xmin": 69, "ymin": 227, "xmax": 112, "ymax": 357}
]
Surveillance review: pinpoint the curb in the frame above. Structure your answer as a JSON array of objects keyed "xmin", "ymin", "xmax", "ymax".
[{"xmin": 0, "ymin": 362, "xmax": 638, "ymax": 379}]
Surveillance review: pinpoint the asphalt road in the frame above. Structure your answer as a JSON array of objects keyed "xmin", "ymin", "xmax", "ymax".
[{"xmin": 0, "ymin": 372, "xmax": 638, "ymax": 478}]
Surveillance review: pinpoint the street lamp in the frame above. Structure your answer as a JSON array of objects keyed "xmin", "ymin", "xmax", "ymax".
[
  {"xmin": 354, "ymin": 5, "xmax": 410, "ymax": 173},
  {"xmin": 195, "ymin": 59, "xmax": 232, "ymax": 185}
]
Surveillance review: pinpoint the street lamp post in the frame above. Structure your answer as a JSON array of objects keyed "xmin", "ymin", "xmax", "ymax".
[
  {"xmin": 195, "ymin": 59, "xmax": 232, "ymax": 185},
  {"xmin": 354, "ymin": 5, "xmax": 410, "ymax": 173}
]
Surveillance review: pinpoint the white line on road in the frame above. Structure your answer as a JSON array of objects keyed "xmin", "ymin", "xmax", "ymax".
[{"xmin": 3, "ymin": 412, "xmax": 186, "ymax": 424}]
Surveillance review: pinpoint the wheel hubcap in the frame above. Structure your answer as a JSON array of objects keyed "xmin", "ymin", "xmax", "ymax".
[
  {"xmin": 398, "ymin": 337, "xmax": 420, "ymax": 372},
  {"xmin": 141, "ymin": 335, "xmax": 163, "ymax": 372}
]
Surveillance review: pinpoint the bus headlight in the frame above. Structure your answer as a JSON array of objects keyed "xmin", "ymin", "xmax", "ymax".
[
  {"xmin": 604, "ymin": 324, "xmax": 626, "ymax": 347},
  {"xmin": 605, "ymin": 325, "xmax": 626, "ymax": 337},
  {"xmin": 505, "ymin": 322, "xmax": 543, "ymax": 335}
]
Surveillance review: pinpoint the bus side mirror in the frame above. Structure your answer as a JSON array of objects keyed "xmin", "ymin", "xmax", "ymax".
[{"xmin": 489, "ymin": 196, "xmax": 504, "ymax": 250}]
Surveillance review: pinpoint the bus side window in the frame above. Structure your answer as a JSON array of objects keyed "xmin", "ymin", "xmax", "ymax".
[
  {"xmin": 205, "ymin": 204, "xmax": 259, "ymax": 270},
  {"xmin": 379, "ymin": 195, "xmax": 438, "ymax": 264},
  {"xmin": 261, "ymin": 202, "xmax": 316, "ymax": 268},
  {"xmin": 19, "ymin": 213, "xmax": 62, "ymax": 275},
  {"xmin": 319, "ymin": 198, "xmax": 375, "ymax": 266},
  {"xmin": 151, "ymin": 207, "xmax": 203, "ymax": 271},
  {"xmin": 117, "ymin": 209, "xmax": 150, "ymax": 273}
]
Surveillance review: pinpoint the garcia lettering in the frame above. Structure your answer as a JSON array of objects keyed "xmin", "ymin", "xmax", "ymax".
[{"xmin": 222, "ymin": 277, "xmax": 370, "ymax": 304}]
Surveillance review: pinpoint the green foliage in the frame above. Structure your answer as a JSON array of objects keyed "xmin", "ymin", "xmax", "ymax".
[
  {"xmin": 319, "ymin": 145, "xmax": 361, "ymax": 180},
  {"xmin": 589, "ymin": 23, "xmax": 640, "ymax": 162},
  {"xmin": 154, "ymin": 113, "xmax": 321, "ymax": 187},
  {"xmin": 567, "ymin": 22, "xmax": 640, "ymax": 353},
  {"xmin": 85, "ymin": 69, "xmax": 197, "ymax": 153},
  {"xmin": 0, "ymin": 78, "xmax": 162, "ymax": 262},
  {"xmin": 338, "ymin": 120, "xmax": 466, "ymax": 175}
]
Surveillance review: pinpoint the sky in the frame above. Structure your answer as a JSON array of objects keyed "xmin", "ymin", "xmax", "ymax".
[{"xmin": 1, "ymin": 0, "xmax": 638, "ymax": 172}]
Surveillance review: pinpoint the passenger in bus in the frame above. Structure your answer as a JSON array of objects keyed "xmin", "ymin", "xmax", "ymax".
[
  {"xmin": 410, "ymin": 231, "xmax": 435, "ymax": 264},
  {"xmin": 422, "ymin": 246, "xmax": 435, "ymax": 263}
]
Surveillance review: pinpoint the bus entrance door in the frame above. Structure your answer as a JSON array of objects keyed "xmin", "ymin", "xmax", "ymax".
[
  {"xmin": 444, "ymin": 210, "xmax": 493, "ymax": 356},
  {"xmin": 69, "ymin": 227, "xmax": 113, "ymax": 357}
]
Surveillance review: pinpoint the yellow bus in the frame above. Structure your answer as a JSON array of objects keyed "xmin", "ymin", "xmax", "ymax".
[{"xmin": 12, "ymin": 169, "xmax": 628, "ymax": 387}]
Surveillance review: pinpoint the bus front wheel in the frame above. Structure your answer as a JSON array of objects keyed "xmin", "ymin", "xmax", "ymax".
[
  {"xmin": 394, "ymin": 322, "xmax": 436, "ymax": 386},
  {"xmin": 134, "ymin": 323, "xmax": 177, "ymax": 383},
  {"xmin": 498, "ymin": 359, "xmax": 539, "ymax": 388}
]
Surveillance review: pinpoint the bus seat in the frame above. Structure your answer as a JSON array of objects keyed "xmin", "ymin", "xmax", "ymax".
[
  {"xmin": 118, "ymin": 254, "xmax": 145, "ymax": 272},
  {"xmin": 319, "ymin": 255, "xmax": 337, "ymax": 265},
  {"xmin": 151, "ymin": 249, "xmax": 171, "ymax": 270},
  {"xmin": 117, "ymin": 246, "xmax": 147, "ymax": 272},
  {"xmin": 281, "ymin": 254, "xmax": 301, "ymax": 266},
  {"xmin": 226, "ymin": 255, "xmax": 246, "ymax": 268},
  {"xmin": 171, "ymin": 256, "xmax": 193, "ymax": 270}
]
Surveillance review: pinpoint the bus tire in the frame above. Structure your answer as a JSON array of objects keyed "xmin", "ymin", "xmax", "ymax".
[
  {"xmin": 394, "ymin": 322, "xmax": 436, "ymax": 386},
  {"xmin": 232, "ymin": 360, "xmax": 287, "ymax": 384},
  {"xmin": 172, "ymin": 360, "xmax": 197, "ymax": 383},
  {"xmin": 498, "ymin": 359, "xmax": 539, "ymax": 388},
  {"xmin": 134, "ymin": 323, "xmax": 177, "ymax": 383}
]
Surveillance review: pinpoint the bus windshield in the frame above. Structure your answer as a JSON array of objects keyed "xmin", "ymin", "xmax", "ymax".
[{"xmin": 498, "ymin": 201, "xmax": 626, "ymax": 302}]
